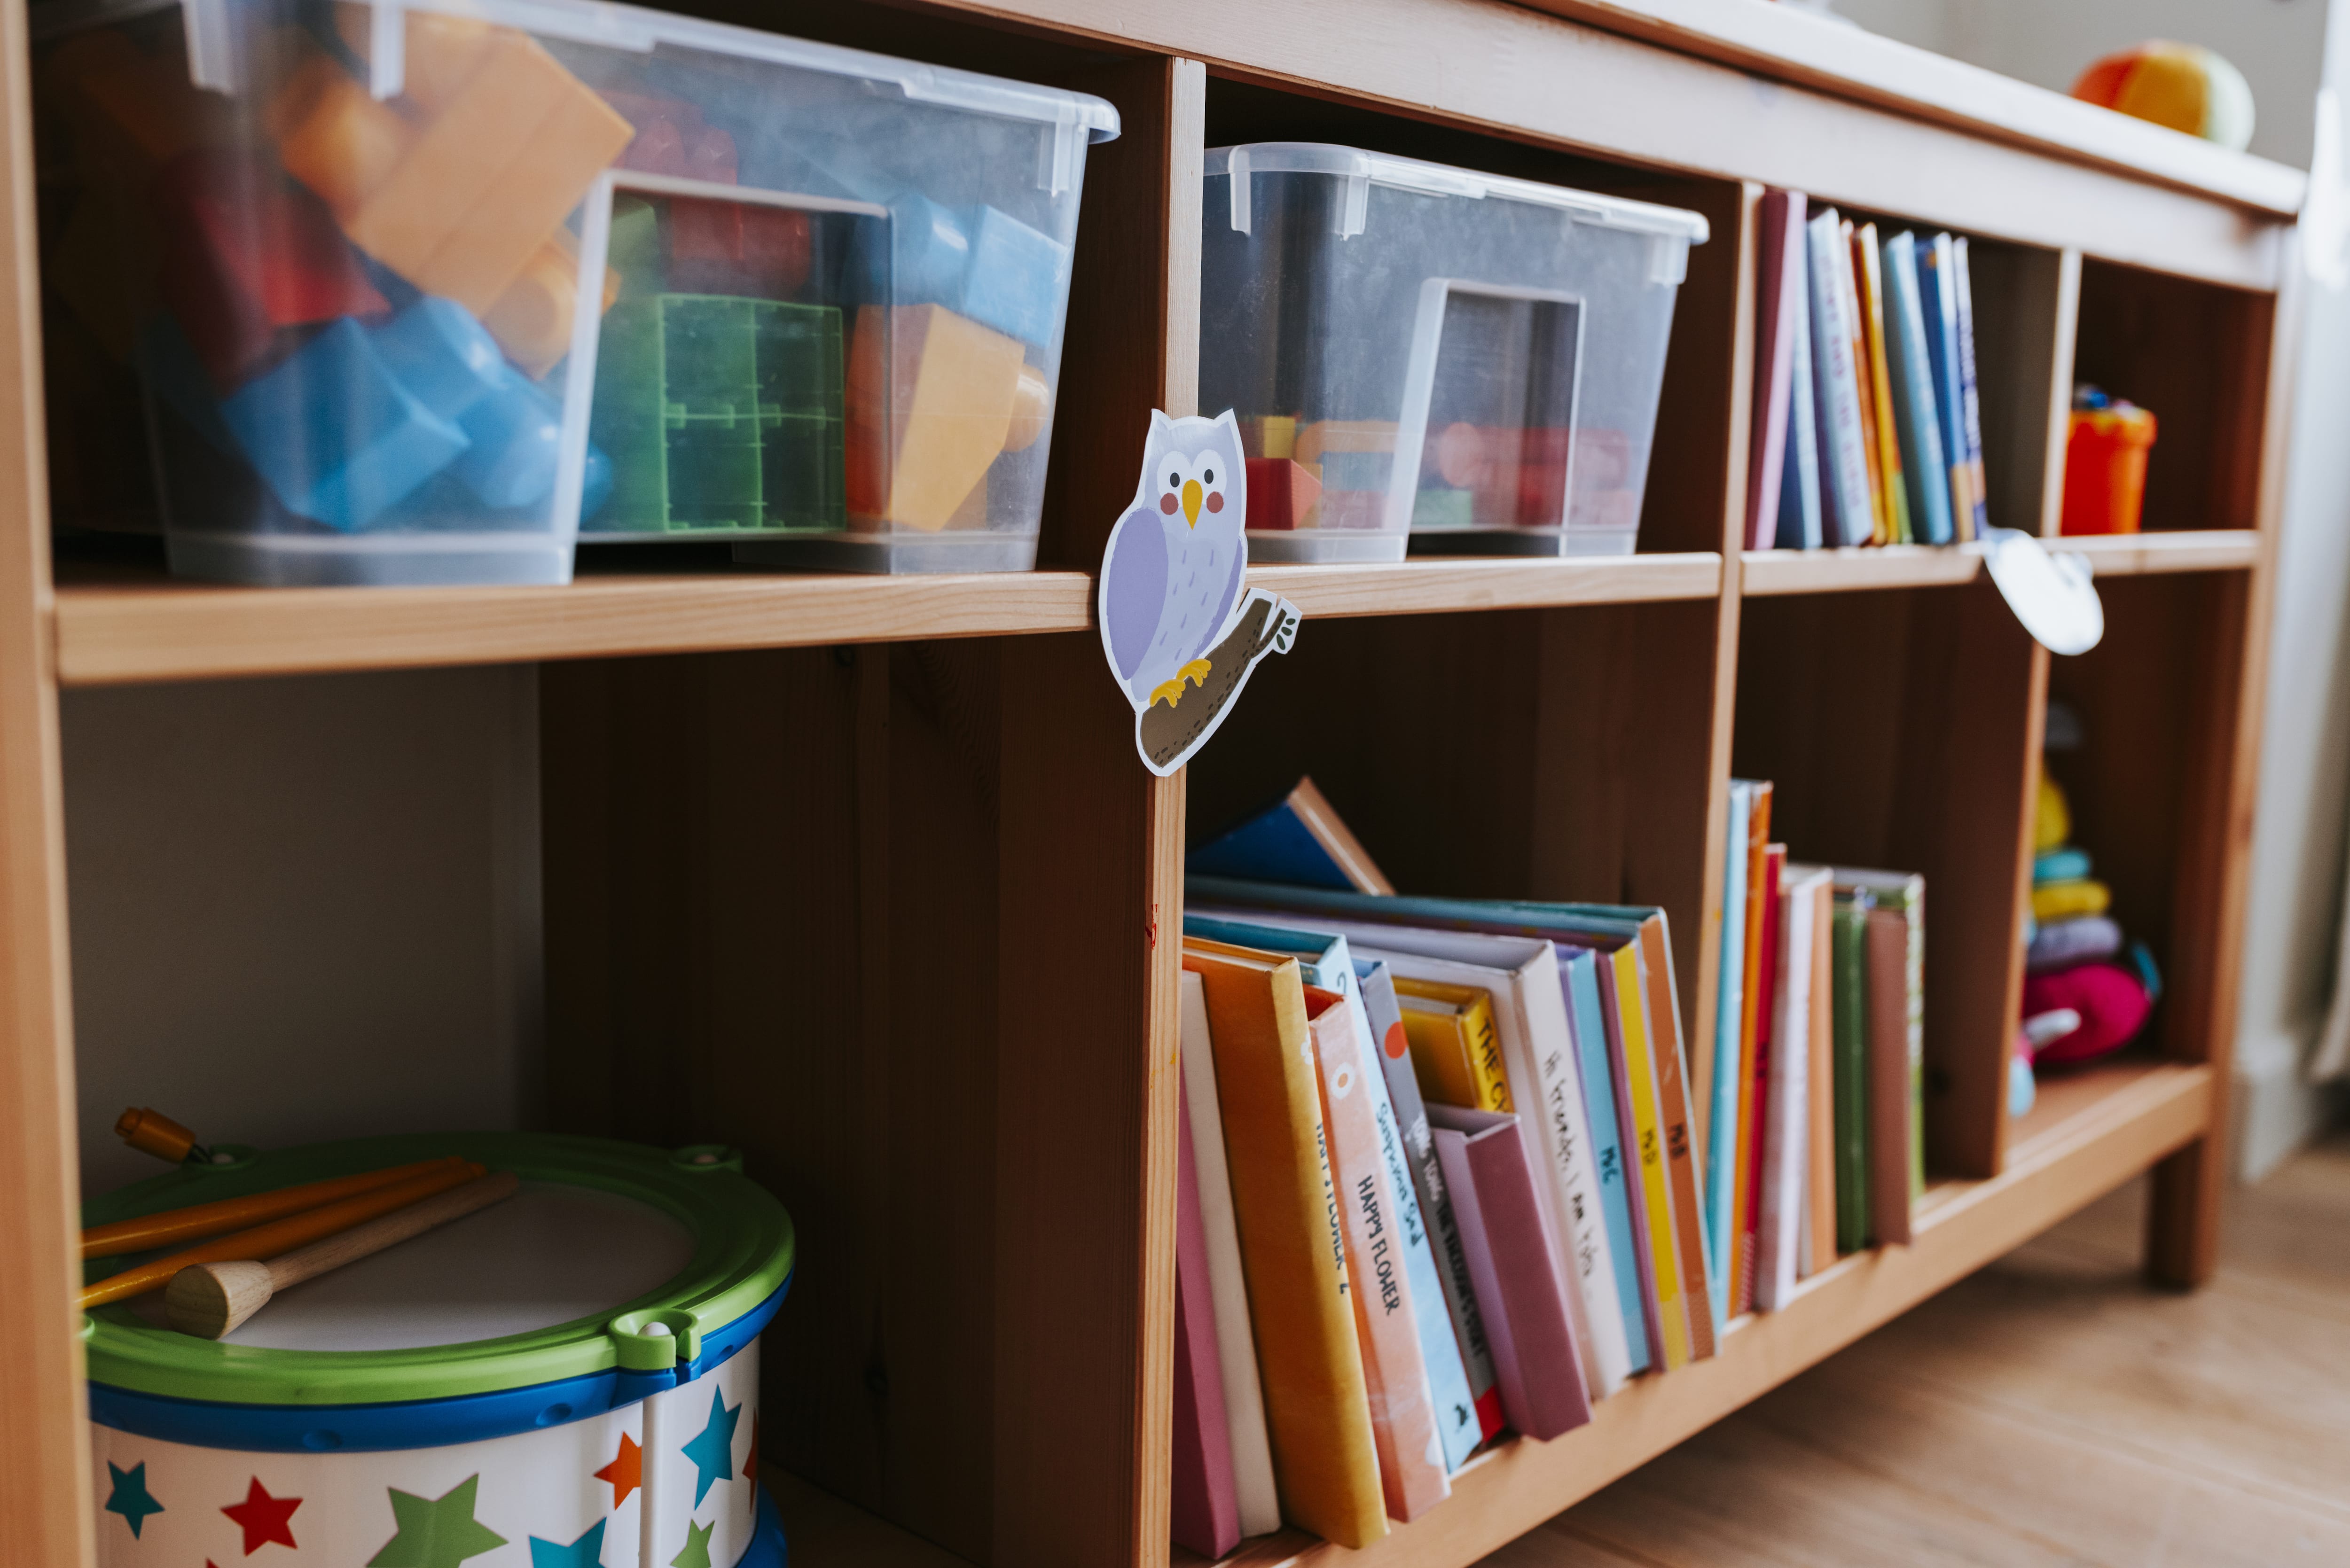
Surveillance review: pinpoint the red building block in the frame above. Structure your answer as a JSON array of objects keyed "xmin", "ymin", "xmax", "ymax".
[
  {"xmin": 1245, "ymin": 457, "xmax": 1321, "ymax": 530},
  {"xmin": 154, "ymin": 148, "xmax": 389, "ymax": 386}
]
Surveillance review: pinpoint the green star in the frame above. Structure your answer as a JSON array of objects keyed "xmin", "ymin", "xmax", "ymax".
[
  {"xmin": 670, "ymin": 1518, "xmax": 716, "ymax": 1568},
  {"xmin": 368, "ymin": 1474, "xmax": 508, "ymax": 1568},
  {"xmin": 103, "ymin": 1461, "xmax": 164, "ymax": 1538}
]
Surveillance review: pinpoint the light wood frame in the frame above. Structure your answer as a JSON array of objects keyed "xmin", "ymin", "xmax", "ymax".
[{"xmin": 0, "ymin": 0, "xmax": 2296, "ymax": 1564}]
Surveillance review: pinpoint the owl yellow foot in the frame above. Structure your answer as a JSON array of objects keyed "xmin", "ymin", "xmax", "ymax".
[
  {"xmin": 1149, "ymin": 677, "xmax": 1188, "ymax": 709},
  {"xmin": 1180, "ymin": 658, "xmax": 1213, "ymax": 688}
]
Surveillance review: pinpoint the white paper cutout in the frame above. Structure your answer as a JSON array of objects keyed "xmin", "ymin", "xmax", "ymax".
[
  {"xmin": 1981, "ymin": 527, "xmax": 2103, "ymax": 655},
  {"xmin": 1099, "ymin": 410, "xmax": 1300, "ymax": 776}
]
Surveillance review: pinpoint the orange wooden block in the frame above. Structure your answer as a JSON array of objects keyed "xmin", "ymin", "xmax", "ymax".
[
  {"xmin": 484, "ymin": 229, "xmax": 619, "ymax": 378},
  {"xmin": 336, "ymin": 8, "xmax": 496, "ymax": 113},
  {"xmin": 846, "ymin": 304, "xmax": 1026, "ymax": 532},
  {"xmin": 267, "ymin": 51, "xmax": 413, "ymax": 220}
]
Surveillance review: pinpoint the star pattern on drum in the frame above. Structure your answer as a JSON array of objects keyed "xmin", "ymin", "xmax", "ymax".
[
  {"xmin": 595, "ymin": 1432, "xmax": 642, "ymax": 1507},
  {"xmin": 103, "ymin": 1461, "xmax": 164, "ymax": 1539},
  {"xmin": 681, "ymin": 1388, "xmax": 742, "ymax": 1506},
  {"xmin": 527, "ymin": 1520, "xmax": 606, "ymax": 1567},
  {"xmin": 670, "ymin": 1518, "xmax": 717, "ymax": 1568},
  {"xmin": 367, "ymin": 1474, "xmax": 508, "ymax": 1568},
  {"xmin": 223, "ymin": 1476, "xmax": 301, "ymax": 1554},
  {"xmin": 741, "ymin": 1414, "xmax": 760, "ymax": 1485}
]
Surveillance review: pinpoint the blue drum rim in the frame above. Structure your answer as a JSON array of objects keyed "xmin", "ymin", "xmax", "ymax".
[{"xmin": 88, "ymin": 1274, "xmax": 787, "ymax": 1452}]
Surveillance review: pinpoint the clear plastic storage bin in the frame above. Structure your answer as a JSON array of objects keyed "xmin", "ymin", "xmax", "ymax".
[
  {"xmin": 1199, "ymin": 144, "xmax": 1707, "ymax": 562},
  {"xmin": 35, "ymin": 0, "xmax": 1116, "ymax": 584}
]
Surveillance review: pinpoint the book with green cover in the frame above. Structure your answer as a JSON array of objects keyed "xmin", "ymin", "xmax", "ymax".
[
  {"xmin": 1830, "ymin": 890, "xmax": 1872, "ymax": 1254},
  {"xmin": 1836, "ymin": 867, "xmax": 1927, "ymax": 1205}
]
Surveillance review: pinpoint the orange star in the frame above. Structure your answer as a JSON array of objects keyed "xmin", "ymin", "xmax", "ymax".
[
  {"xmin": 595, "ymin": 1433, "xmax": 642, "ymax": 1507},
  {"xmin": 741, "ymin": 1413, "xmax": 760, "ymax": 1483},
  {"xmin": 221, "ymin": 1477, "xmax": 299, "ymax": 1554}
]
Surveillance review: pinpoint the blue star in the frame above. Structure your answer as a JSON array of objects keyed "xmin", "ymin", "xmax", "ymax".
[
  {"xmin": 528, "ymin": 1519, "xmax": 606, "ymax": 1567},
  {"xmin": 104, "ymin": 1461, "xmax": 164, "ymax": 1538},
  {"xmin": 680, "ymin": 1388, "xmax": 741, "ymax": 1507}
]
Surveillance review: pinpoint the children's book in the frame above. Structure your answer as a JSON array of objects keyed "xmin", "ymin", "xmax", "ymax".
[
  {"xmin": 1839, "ymin": 218, "xmax": 1888, "ymax": 542},
  {"xmin": 1181, "ymin": 943, "xmax": 1385, "ymax": 1548},
  {"xmin": 1736, "ymin": 842, "xmax": 1785, "ymax": 1317},
  {"xmin": 1429, "ymin": 1106, "xmax": 1594, "ymax": 1441},
  {"xmin": 1837, "ymin": 867, "xmax": 1926, "ymax": 1241},
  {"xmin": 1880, "ymin": 231, "xmax": 1955, "ymax": 546},
  {"xmin": 1863, "ymin": 907, "xmax": 1914, "ymax": 1247},
  {"xmin": 1305, "ymin": 987, "xmax": 1449, "ymax": 1521},
  {"xmin": 1728, "ymin": 788, "xmax": 1772, "ymax": 1319},
  {"xmin": 1778, "ymin": 228, "xmax": 1824, "ymax": 551},
  {"xmin": 1204, "ymin": 911, "xmax": 1631, "ymax": 1398},
  {"xmin": 1185, "ymin": 918, "xmax": 1483, "ymax": 1474},
  {"xmin": 1173, "ymin": 1061, "xmax": 1242, "ymax": 1558},
  {"xmin": 1394, "ymin": 981, "xmax": 1512, "ymax": 1114},
  {"xmin": 1704, "ymin": 781, "xmax": 1750, "ymax": 1327},
  {"xmin": 1952, "ymin": 237, "xmax": 1990, "ymax": 536},
  {"xmin": 1748, "ymin": 188, "xmax": 1809, "ymax": 551},
  {"xmin": 1759, "ymin": 864, "xmax": 1829, "ymax": 1309},
  {"xmin": 1188, "ymin": 775, "xmax": 1398, "ymax": 894},
  {"xmin": 1826, "ymin": 893, "xmax": 1872, "ymax": 1255},
  {"xmin": 1600, "ymin": 941, "xmax": 1690, "ymax": 1368},
  {"xmin": 1854, "ymin": 223, "xmax": 1911, "ymax": 545},
  {"xmin": 1356, "ymin": 958, "xmax": 1504, "ymax": 1454},
  {"xmin": 1807, "ymin": 208, "xmax": 1874, "ymax": 547},
  {"xmin": 1798, "ymin": 876, "xmax": 1839, "ymax": 1279},
  {"xmin": 1178, "ymin": 970, "xmax": 1282, "ymax": 1537},
  {"xmin": 1916, "ymin": 233, "xmax": 1974, "ymax": 541},
  {"xmin": 1560, "ymin": 945, "xmax": 1651, "ymax": 1374}
]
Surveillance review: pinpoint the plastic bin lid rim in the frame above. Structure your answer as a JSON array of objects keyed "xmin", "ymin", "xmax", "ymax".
[
  {"xmin": 32, "ymin": 0, "xmax": 1121, "ymax": 143},
  {"xmin": 1205, "ymin": 142, "xmax": 1708, "ymax": 242}
]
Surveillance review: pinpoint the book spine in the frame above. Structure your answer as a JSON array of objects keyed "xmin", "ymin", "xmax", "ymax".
[
  {"xmin": 1434, "ymin": 1116, "xmax": 1593, "ymax": 1442},
  {"xmin": 1178, "ymin": 971, "xmax": 1284, "ymax": 1537},
  {"xmin": 1856, "ymin": 224, "xmax": 1912, "ymax": 545},
  {"xmin": 1462, "ymin": 996, "xmax": 1514, "ymax": 1114},
  {"xmin": 1354, "ymin": 976, "xmax": 1488, "ymax": 1472},
  {"xmin": 1829, "ymin": 900, "xmax": 1872, "ymax": 1255},
  {"xmin": 1839, "ymin": 218, "xmax": 1888, "ymax": 543},
  {"xmin": 1922, "ymin": 234, "xmax": 1974, "ymax": 541},
  {"xmin": 1756, "ymin": 870, "xmax": 1816, "ymax": 1311},
  {"xmin": 1512, "ymin": 960, "xmax": 1633, "ymax": 1396},
  {"xmin": 1807, "ymin": 210, "xmax": 1875, "ymax": 547},
  {"xmin": 1314, "ymin": 1001, "xmax": 1449, "ymax": 1521},
  {"xmin": 1736, "ymin": 842, "xmax": 1784, "ymax": 1316},
  {"xmin": 1190, "ymin": 957, "xmax": 1387, "ymax": 1549},
  {"xmin": 1635, "ymin": 934, "xmax": 1718, "ymax": 1359},
  {"xmin": 1803, "ymin": 880, "xmax": 1839, "ymax": 1278},
  {"xmin": 1952, "ymin": 237, "xmax": 1989, "ymax": 535},
  {"xmin": 1173, "ymin": 1067, "xmax": 1243, "ymax": 1559},
  {"xmin": 1607, "ymin": 944, "xmax": 1689, "ymax": 1368},
  {"xmin": 1705, "ymin": 783, "xmax": 1749, "ymax": 1328},
  {"xmin": 1904, "ymin": 891, "xmax": 1927, "ymax": 1201},
  {"xmin": 1567, "ymin": 950, "xmax": 1652, "ymax": 1374},
  {"xmin": 1748, "ymin": 189, "xmax": 1803, "ymax": 551},
  {"xmin": 1778, "ymin": 234, "xmax": 1824, "ymax": 550},
  {"xmin": 1863, "ymin": 909, "xmax": 1913, "ymax": 1247},
  {"xmin": 1729, "ymin": 791, "xmax": 1773, "ymax": 1318},
  {"xmin": 1884, "ymin": 233, "xmax": 1955, "ymax": 546}
]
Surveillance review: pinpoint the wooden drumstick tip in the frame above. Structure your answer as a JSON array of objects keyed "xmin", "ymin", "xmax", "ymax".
[{"xmin": 165, "ymin": 1260, "xmax": 275, "ymax": 1340}]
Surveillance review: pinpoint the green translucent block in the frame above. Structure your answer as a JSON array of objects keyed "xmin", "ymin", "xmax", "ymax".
[{"xmin": 591, "ymin": 294, "xmax": 846, "ymax": 534}]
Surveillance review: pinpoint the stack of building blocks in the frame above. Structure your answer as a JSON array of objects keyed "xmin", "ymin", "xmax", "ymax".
[
  {"xmin": 1294, "ymin": 419, "xmax": 1395, "ymax": 530},
  {"xmin": 846, "ymin": 303, "xmax": 1041, "ymax": 532},
  {"xmin": 856, "ymin": 187, "xmax": 1071, "ymax": 349},
  {"xmin": 592, "ymin": 294, "xmax": 846, "ymax": 533},
  {"xmin": 607, "ymin": 93, "xmax": 813, "ymax": 302},
  {"xmin": 1244, "ymin": 457, "xmax": 1322, "ymax": 530}
]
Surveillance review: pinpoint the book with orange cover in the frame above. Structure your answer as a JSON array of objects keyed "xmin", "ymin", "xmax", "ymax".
[
  {"xmin": 1854, "ymin": 222, "xmax": 1913, "ymax": 544},
  {"xmin": 1183, "ymin": 942, "xmax": 1386, "ymax": 1549},
  {"xmin": 1729, "ymin": 787, "xmax": 1773, "ymax": 1318},
  {"xmin": 1738, "ymin": 843, "xmax": 1786, "ymax": 1315},
  {"xmin": 1306, "ymin": 985, "xmax": 1449, "ymax": 1522},
  {"xmin": 1628, "ymin": 917, "xmax": 1717, "ymax": 1361},
  {"xmin": 1603, "ymin": 941, "xmax": 1691, "ymax": 1369}
]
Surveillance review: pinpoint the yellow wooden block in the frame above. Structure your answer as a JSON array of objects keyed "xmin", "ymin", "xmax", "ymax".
[
  {"xmin": 334, "ymin": 5, "xmax": 496, "ymax": 112},
  {"xmin": 267, "ymin": 50, "xmax": 414, "ymax": 220},
  {"xmin": 846, "ymin": 304, "xmax": 1025, "ymax": 532},
  {"xmin": 1294, "ymin": 418, "xmax": 1396, "ymax": 466}
]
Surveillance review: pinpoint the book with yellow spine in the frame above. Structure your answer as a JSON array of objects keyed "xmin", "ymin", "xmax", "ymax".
[
  {"xmin": 1606, "ymin": 942, "xmax": 1690, "ymax": 1369},
  {"xmin": 1854, "ymin": 223, "xmax": 1913, "ymax": 544},
  {"xmin": 1394, "ymin": 979, "xmax": 1512, "ymax": 1114},
  {"xmin": 1183, "ymin": 942, "xmax": 1386, "ymax": 1550}
]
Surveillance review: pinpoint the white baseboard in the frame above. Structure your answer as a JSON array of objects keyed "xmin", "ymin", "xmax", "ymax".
[{"xmin": 2232, "ymin": 1024, "xmax": 2349, "ymax": 1183}]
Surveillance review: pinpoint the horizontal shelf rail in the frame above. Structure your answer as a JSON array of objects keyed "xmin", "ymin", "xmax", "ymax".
[{"xmin": 1741, "ymin": 530, "xmax": 2257, "ymax": 597}]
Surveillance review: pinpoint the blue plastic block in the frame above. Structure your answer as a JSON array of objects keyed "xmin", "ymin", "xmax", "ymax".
[
  {"xmin": 369, "ymin": 296, "xmax": 505, "ymax": 423},
  {"xmin": 958, "ymin": 203, "xmax": 1068, "ymax": 348},
  {"xmin": 220, "ymin": 318, "xmax": 469, "ymax": 531},
  {"xmin": 452, "ymin": 367, "xmax": 564, "ymax": 511},
  {"xmin": 851, "ymin": 187, "xmax": 969, "ymax": 307},
  {"xmin": 135, "ymin": 316, "xmax": 238, "ymax": 459}
]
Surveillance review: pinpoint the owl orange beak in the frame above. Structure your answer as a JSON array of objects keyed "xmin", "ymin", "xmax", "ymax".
[{"xmin": 1181, "ymin": 480, "xmax": 1203, "ymax": 527}]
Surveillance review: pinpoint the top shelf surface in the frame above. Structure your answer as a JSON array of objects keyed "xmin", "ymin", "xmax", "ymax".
[{"xmin": 49, "ymin": 532, "xmax": 2259, "ymax": 686}]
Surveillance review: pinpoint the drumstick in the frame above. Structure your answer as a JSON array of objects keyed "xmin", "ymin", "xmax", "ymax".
[
  {"xmin": 165, "ymin": 1171, "xmax": 521, "ymax": 1340},
  {"xmin": 78, "ymin": 1160, "xmax": 486, "ymax": 1310},
  {"xmin": 82, "ymin": 1157, "xmax": 469, "ymax": 1259}
]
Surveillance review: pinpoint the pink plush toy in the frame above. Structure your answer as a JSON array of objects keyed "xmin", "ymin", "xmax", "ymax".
[{"xmin": 2021, "ymin": 951, "xmax": 2157, "ymax": 1066}]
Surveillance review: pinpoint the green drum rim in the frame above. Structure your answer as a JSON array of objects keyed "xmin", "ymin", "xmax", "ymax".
[{"xmin": 80, "ymin": 1131, "xmax": 794, "ymax": 1407}]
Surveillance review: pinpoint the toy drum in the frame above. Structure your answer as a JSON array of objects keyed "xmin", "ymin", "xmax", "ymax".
[{"xmin": 82, "ymin": 1133, "xmax": 793, "ymax": 1567}]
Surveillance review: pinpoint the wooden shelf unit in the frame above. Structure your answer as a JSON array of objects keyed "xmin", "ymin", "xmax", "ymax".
[{"xmin": 0, "ymin": 3, "xmax": 2293, "ymax": 1568}]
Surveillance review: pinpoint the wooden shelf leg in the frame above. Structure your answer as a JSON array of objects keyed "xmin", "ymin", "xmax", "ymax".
[{"xmin": 2145, "ymin": 1133, "xmax": 2222, "ymax": 1287}]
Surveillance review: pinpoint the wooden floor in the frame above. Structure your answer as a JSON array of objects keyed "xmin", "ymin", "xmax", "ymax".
[{"xmin": 1485, "ymin": 1129, "xmax": 2350, "ymax": 1568}]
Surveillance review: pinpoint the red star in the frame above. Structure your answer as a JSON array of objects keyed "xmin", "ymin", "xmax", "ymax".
[
  {"xmin": 595, "ymin": 1432, "xmax": 642, "ymax": 1506},
  {"xmin": 741, "ymin": 1413, "xmax": 760, "ymax": 1482},
  {"xmin": 221, "ymin": 1478, "xmax": 300, "ymax": 1554}
]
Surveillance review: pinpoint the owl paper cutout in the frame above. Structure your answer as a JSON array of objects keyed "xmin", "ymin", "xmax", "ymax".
[{"xmin": 1100, "ymin": 409, "xmax": 1300, "ymax": 776}]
